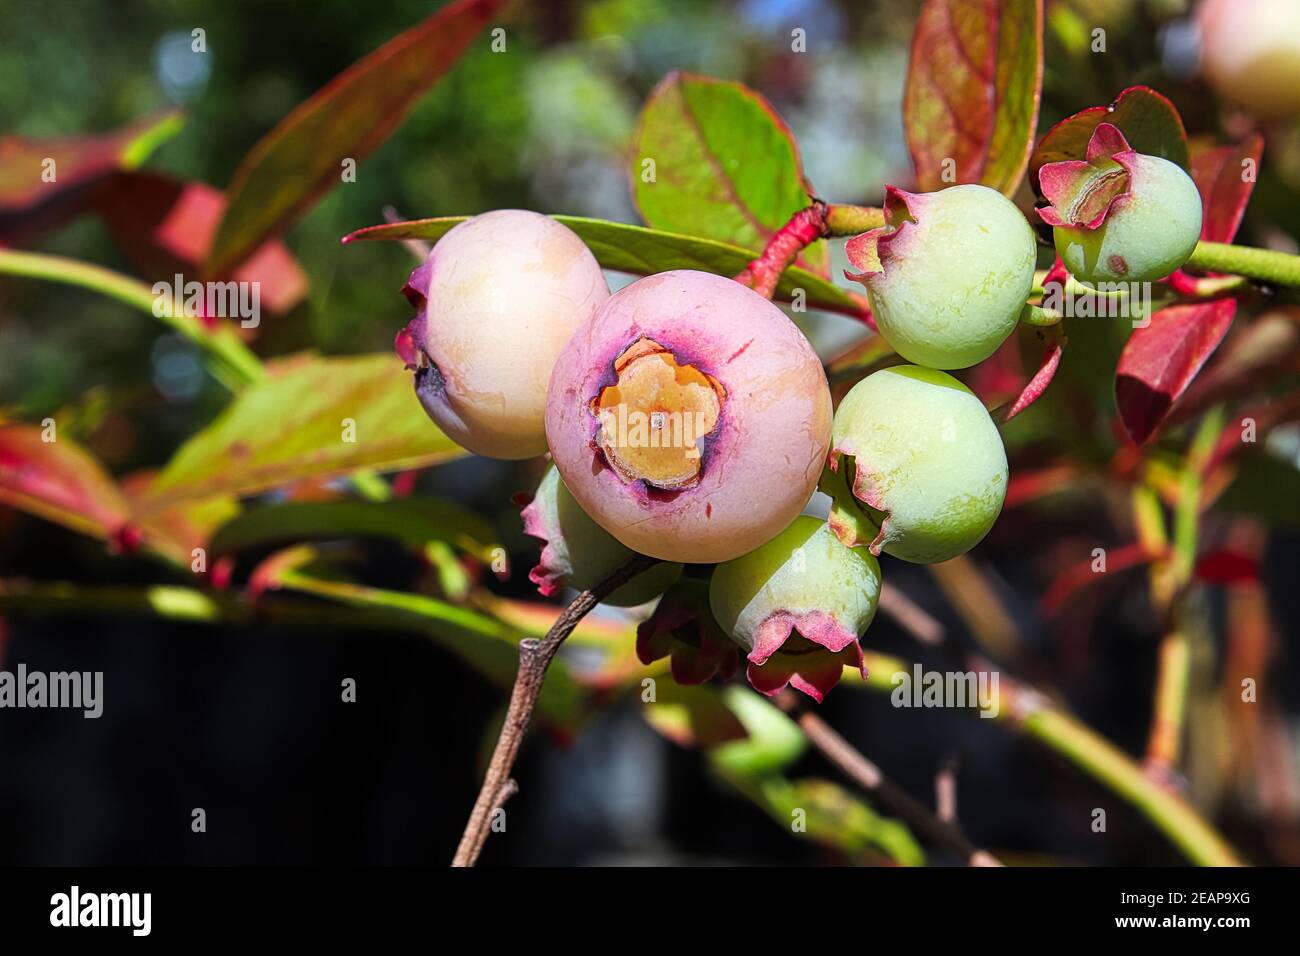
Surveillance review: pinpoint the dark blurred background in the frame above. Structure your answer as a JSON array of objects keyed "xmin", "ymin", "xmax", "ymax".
[{"xmin": 2, "ymin": 0, "xmax": 1299, "ymax": 865}]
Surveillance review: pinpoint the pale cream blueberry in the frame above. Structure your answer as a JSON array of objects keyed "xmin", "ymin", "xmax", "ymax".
[
  {"xmin": 1199, "ymin": 0, "xmax": 1300, "ymax": 120},
  {"xmin": 822, "ymin": 365, "xmax": 1007, "ymax": 564},
  {"xmin": 844, "ymin": 184, "xmax": 1037, "ymax": 370},
  {"xmin": 544, "ymin": 270, "xmax": 832, "ymax": 565},
  {"xmin": 518, "ymin": 466, "xmax": 681, "ymax": 607},
  {"xmin": 1038, "ymin": 124, "xmax": 1202, "ymax": 284},
  {"xmin": 397, "ymin": 210, "xmax": 609, "ymax": 459},
  {"xmin": 708, "ymin": 516, "xmax": 880, "ymax": 702}
]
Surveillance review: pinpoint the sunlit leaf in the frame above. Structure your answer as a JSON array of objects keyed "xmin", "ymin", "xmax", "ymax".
[
  {"xmin": 630, "ymin": 71, "xmax": 827, "ymax": 276},
  {"xmin": 209, "ymin": 498, "xmax": 495, "ymax": 559},
  {"xmin": 904, "ymin": 0, "xmax": 1044, "ymax": 195},
  {"xmin": 137, "ymin": 353, "xmax": 464, "ymax": 509},
  {"xmin": 641, "ymin": 682, "xmax": 747, "ymax": 748}
]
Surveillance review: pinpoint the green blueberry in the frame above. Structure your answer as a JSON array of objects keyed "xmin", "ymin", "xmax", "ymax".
[
  {"xmin": 709, "ymin": 516, "xmax": 880, "ymax": 702},
  {"xmin": 520, "ymin": 466, "xmax": 682, "ymax": 607},
  {"xmin": 822, "ymin": 365, "xmax": 1007, "ymax": 564},
  {"xmin": 1039, "ymin": 123, "xmax": 1202, "ymax": 285},
  {"xmin": 845, "ymin": 184, "xmax": 1037, "ymax": 370}
]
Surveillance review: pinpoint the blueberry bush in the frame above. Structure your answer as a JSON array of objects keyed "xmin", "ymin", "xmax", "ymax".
[{"xmin": 4, "ymin": 0, "xmax": 1300, "ymax": 868}]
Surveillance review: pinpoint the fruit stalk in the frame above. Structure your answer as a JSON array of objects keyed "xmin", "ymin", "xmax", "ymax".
[
  {"xmin": 451, "ymin": 553, "xmax": 658, "ymax": 867},
  {"xmin": 0, "ymin": 247, "xmax": 264, "ymax": 390},
  {"xmin": 1185, "ymin": 241, "xmax": 1300, "ymax": 288},
  {"xmin": 733, "ymin": 200, "xmax": 830, "ymax": 298}
]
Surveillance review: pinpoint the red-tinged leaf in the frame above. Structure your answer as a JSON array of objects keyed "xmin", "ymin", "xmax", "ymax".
[
  {"xmin": 903, "ymin": 0, "xmax": 1044, "ymax": 195},
  {"xmin": 0, "ymin": 112, "xmax": 183, "ymax": 240},
  {"xmin": 135, "ymin": 352, "xmax": 465, "ymax": 510},
  {"xmin": 1030, "ymin": 86, "xmax": 1190, "ymax": 194},
  {"xmin": 0, "ymin": 423, "xmax": 129, "ymax": 539},
  {"xmin": 630, "ymin": 71, "xmax": 828, "ymax": 277},
  {"xmin": 206, "ymin": 0, "xmax": 503, "ymax": 278},
  {"xmin": 1115, "ymin": 299, "xmax": 1237, "ymax": 445},
  {"xmin": 1190, "ymin": 135, "xmax": 1264, "ymax": 244},
  {"xmin": 94, "ymin": 171, "xmax": 307, "ymax": 315},
  {"xmin": 1194, "ymin": 549, "xmax": 1260, "ymax": 585},
  {"xmin": 1042, "ymin": 541, "xmax": 1150, "ymax": 616},
  {"xmin": 120, "ymin": 471, "xmax": 239, "ymax": 567},
  {"xmin": 1004, "ymin": 463, "xmax": 1080, "ymax": 509},
  {"xmin": 1000, "ymin": 331, "xmax": 1064, "ymax": 422},
  {"xmin": 1167, "ymin": 307, "xmax": 1300, "ymax": 430}
]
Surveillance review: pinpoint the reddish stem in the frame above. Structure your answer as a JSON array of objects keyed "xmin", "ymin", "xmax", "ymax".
[{"xmin": 734, "ymin": 201, "xmax": 830, "ymax": 299}]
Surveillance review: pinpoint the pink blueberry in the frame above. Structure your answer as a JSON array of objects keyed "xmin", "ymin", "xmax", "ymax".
[{"xmin": 544, "ymin": 270, "xmax": 832, "ymax": 564}]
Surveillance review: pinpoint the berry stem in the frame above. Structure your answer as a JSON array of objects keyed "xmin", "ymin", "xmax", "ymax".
[
  {"xmin": 451, "ymin": 553, "xmax": 658, "ymax": 867},
  {"xmin": 0, "ymin": 247, "xmax": 265, "ymax": 390},
  {"xmin": 824, "ymin": 203, "xmax": 886, "ymax": 237},
  {"xmin": 734, "ymin": 200, "xmax": 830, "ymax": 298},
  {"xmin": 776, "ymin": 691, "xmax": 1002, "ymax": 866},
  {"xmin": 1185, "ymin": 240, "xmax": 1300, "ymax": 287}
]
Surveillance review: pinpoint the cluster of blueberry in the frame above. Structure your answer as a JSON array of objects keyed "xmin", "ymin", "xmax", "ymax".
[{"xmin": 395, "ymin": 133, "xmax": 1202, "ymax": 699}]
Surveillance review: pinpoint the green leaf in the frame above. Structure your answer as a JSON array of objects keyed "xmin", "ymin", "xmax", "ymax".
[
  {"xmin": 904, "ymin": 0, "xmax": 1044, "ymax": 195},
  {"xmin": 708, "ymin": 686, "xmax": 806, "ymax": 776},
  {"xmin": 629, "ymin": 71, "xmax": 828, "ymax": 276},
  {"xmin": 209, "ymin": 499, "xmax": 496, "ymax": 559},
  {"xmin": 754, "ymin": 777, "xmax": 926, "ymax": 865},
  {"xmin": 206, "ymin": 0, "xmax": 504, "ymax": 278},
  {"xmin": 343, "ymin": 215, "xmax": 864, "ymax": 318},
  {"xmin": 137, "ymin": 353, "xmax": 464, "ymax": 509}
]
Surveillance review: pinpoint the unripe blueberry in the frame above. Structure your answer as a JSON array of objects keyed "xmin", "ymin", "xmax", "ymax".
[
  {"xmin": 709, "ymin": 516, "xmax": 880, "ymax": 702},
  {"xmin": 845, "ymin": 184, "xmax": 1037, "ymax": 370},
  {"xmin": 397, "ymin": 210, "xmax": 609, "ymax": 459},
  {"xmin": 1199, "ymin": 0, "xmax": 1300, "ymax": 120},
  {"xmin": 545, "ymin": 270, "xmax": 832, "ymax": 564},
  {"xmin": 1038, "ymin": 124, "xmax": 1202, "ymax": 285},
  {"xmin": 519, "ymin": 466, "xmax": 682, "ymax": 607},
  {"xmin": 822, "ymin": 365, "xmax": 1007, "ymax": 564}
]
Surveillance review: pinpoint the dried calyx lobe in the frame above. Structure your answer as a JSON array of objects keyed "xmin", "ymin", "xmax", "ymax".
[{"xmin": 589, "ymin": 335, "xmax": 725, "ymax": 494}]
